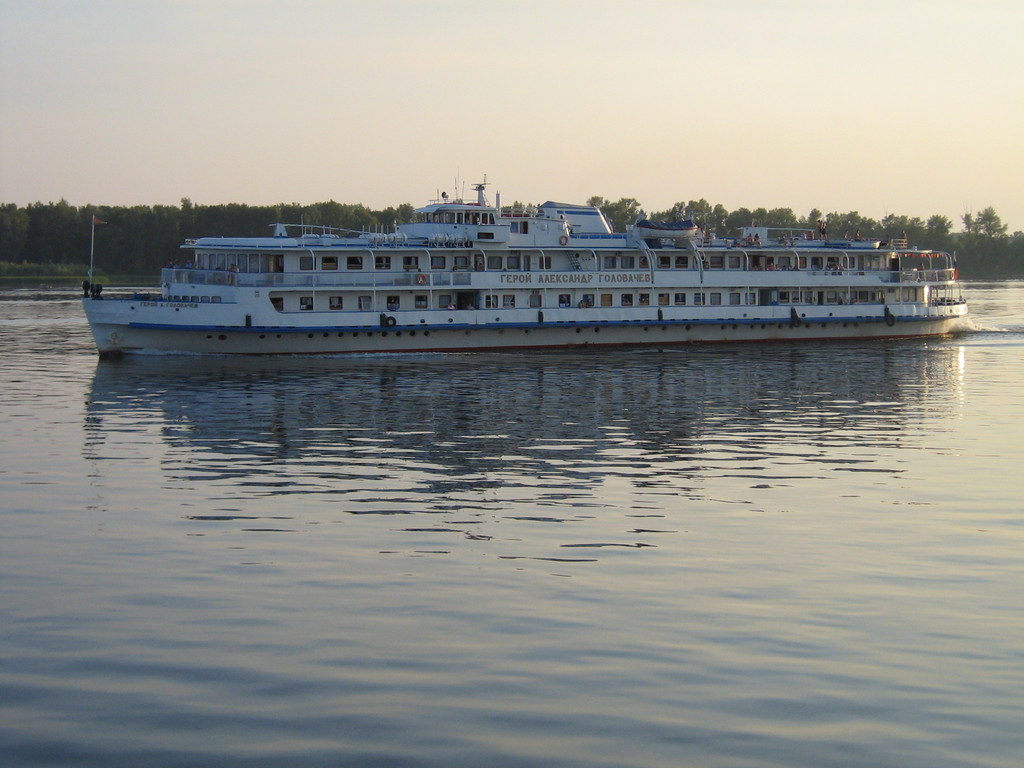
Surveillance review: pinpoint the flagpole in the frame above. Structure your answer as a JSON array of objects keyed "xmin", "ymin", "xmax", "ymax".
[{"xmin": 89, "ymin": 215, "xmax": 96, "ymax": 283}]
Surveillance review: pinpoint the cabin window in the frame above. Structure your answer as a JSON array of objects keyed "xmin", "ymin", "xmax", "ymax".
[
  {"xmin": 730, "ymin": 292, "xmax": 741, "ymax": 305},
  {"xmin": 453, "ymin": 255, "xmax": 469, "ymax": 270},
  {"xmin": 694, "ymin": 293, "xmax": 705, "ymax": 306},
  {"xmin": 299, "ymin": 255, "xmax": 314, "ymax": 271},
  {"xmin": 375, "ymin": 255, "xmax": 392, "ymax": 270},
  {"xmin": 779, "ymin": 291, "xmax": 791, "ymax": 303},
  {"xmin": 385, "ymin": 295, "xmax": 400, "ymax": 310},
  {"xmin": 439, "ymin": 294, "xmax": 453, "ymax": 309},
  {"xmin": 487, "ymin": 255, "xmax": 502, "ymax": 270},
  {"xmin": 248, "ymin": 254, "xmax": 260, "ymax": 272},
  {"xmin": 601, "ymin": 294, "xmax": 613, "ymax": 307},
  {"xmin": 538, "ymin": 254, "xmax": 552, "ymax": 270},
  {"xmin": 414, "ymin": 294, "xmax": 428, "ymax": 309},
  {"xmin": 300, "ymin": 296, "xmax": 313, "ymax": 310},
  {"xmin": 621, "ymin": 294, "xmax": 633, "ymax": 307},
  {"xmin": 675, "ymin": 255, "xmax": 689, "ymax": 268},
  {"xmin": 728, "ymin": 256, "xmax": 741, "ymax": 269},
  {"xmin": 621, "ymin": 255, "xmax": 635, "ymax": 269},
  {"xmin": 431, "ymin": 255, "xmax": 446, "ymax": 270},
  {"xmin": 510, "ymin": 221, "xmax": 519, "ymax": 233},
  {"xmin": 322, "ymin": 256, "xmax": 338, "ymax": 271},
  {"xmin": 403, "ymin": 256, "xmax": 419, "ymax": 271},
  {"xmin": 674, "ymin": 293, "xmax": 687, "ymax": 305},
  {"xmin": 359, "ymin": 295, "xmax": 372, "ymax": 310},
  {"xmin": 658, "ymin": 256, "xmax": 672, "ymax": 269},
  {"xmin": 603, "ymin": 256, "xmax": 617, "ymax": 269},
  {"xmin": 486, "ymin": 295, "xmax": 498, "ymax": 309},
  {"xmin": 638, "ymin": 293, "xmax": 650, "ymax": 306},
  {"xmin": 530, "ymin": 293, "xmax": 542, "ymax": 308},
  {"xmin": 658, "ymin": 293, "xmax": 670, "ymax": 306},
  {"xmin": 710, "ymin": 293, "xmax": 722, "ymax": 305},
  {"xmin": 502, "ymin": 295, "xmax": 516, "ymax": 308},
  {"xmin": 558, "ymin": 294, "xmax": 571, "ymax": 307},
  {"xmin": 271, "ymin": 297, "xmax": 284, "ymax": 311},
  {"xmin": 347, "ymin": 256, "xmax": 364, "ymax": 270},
  {"xmin": 709, "ymin": 256, "xmax": 724, "ymax": 269},
  {"xmin": 581, "ymin": 294, "xmax": 594, "ymax": 307},
  {"xmin": 329, "ymin": 296, "xmax": 343, "ymax": 310},
  {"xmin": 507, "ymin": 255, "xmax": 521, "ymax": 270}
]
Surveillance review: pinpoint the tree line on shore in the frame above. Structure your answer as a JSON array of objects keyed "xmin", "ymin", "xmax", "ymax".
[{"xmin": 1, "ymin": 196, "xmax": 1021, "ymax": 280}]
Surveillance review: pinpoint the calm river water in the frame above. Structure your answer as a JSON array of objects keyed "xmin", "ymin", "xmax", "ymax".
[{"xmin": 2, "ymin": 282, "xmax": 1023, "ymax": 767}]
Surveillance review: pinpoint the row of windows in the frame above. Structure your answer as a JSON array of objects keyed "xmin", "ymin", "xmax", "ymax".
[
  {"xmin": 285, "ymin": 287, "xmax": 891, "ymax": 312},
  {"xmin": 196, "ymin": 250, "xmax": 880, "ymax": 274},
  {"xmin": 424, "ymin": 211, "xmax": 496, "ymax": 225},
  {"xmin": 289, "ymin": 292, "xmax": 762, "ymax": 311}
]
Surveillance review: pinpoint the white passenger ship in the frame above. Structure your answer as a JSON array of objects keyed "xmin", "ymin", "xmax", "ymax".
[{"xmin": 82, "ymin": 183, "xmax": 967, "ymax": 356}]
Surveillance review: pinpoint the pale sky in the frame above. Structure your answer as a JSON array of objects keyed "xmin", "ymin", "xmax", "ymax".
[{"xmin": 2, "ymin": 0, "xmax": 1023, "ymax": 231}]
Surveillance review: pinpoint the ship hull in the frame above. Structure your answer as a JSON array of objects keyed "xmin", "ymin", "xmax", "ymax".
[{"xmin": 86, "ymin": 302, "xmax": 968, "ymax": 357}]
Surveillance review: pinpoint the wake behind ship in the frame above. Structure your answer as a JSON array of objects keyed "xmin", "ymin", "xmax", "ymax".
[{"xmin": 82, "ymin": 183, "xmax": 967, "ymax": 356}]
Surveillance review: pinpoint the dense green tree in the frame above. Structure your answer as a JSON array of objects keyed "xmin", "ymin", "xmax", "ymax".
[
  {"xmin": 972, "ymin": 207, "xmax": 1007, "ymax": 238},
  {"xmin": 926, "ymin": 214, "xmax": 952, "ymax": 239},
  {"xmin": 0, "ymin": 204, "xmax": 30, "ymax": 259},
  {"xmin": 588, "ymin": 196, "xmax": 642, "ymax": 232}
]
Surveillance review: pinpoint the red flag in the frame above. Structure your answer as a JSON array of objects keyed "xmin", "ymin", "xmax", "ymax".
[{"xmin": 93, "ymin": 216, "xmax": 105, "ymax": 225}]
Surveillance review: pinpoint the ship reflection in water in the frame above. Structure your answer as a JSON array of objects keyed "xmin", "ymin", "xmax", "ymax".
[{"xmin": 83, "ymin": 342, "xmax": 967, "ymax": 535}]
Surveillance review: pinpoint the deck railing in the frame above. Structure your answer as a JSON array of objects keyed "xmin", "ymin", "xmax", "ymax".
[{"xmin": 161, "ymin": 265, "xmax": 959, "ymax": 289}]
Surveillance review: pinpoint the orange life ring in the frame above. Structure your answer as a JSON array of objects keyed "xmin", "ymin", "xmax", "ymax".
[
  {"xmin": 415, "ymin": 273, "xmax": 428, "ymax": 285},
  {"xmin": 559, "ymin": 235, "xmax": 569, "ymax": 246}
]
